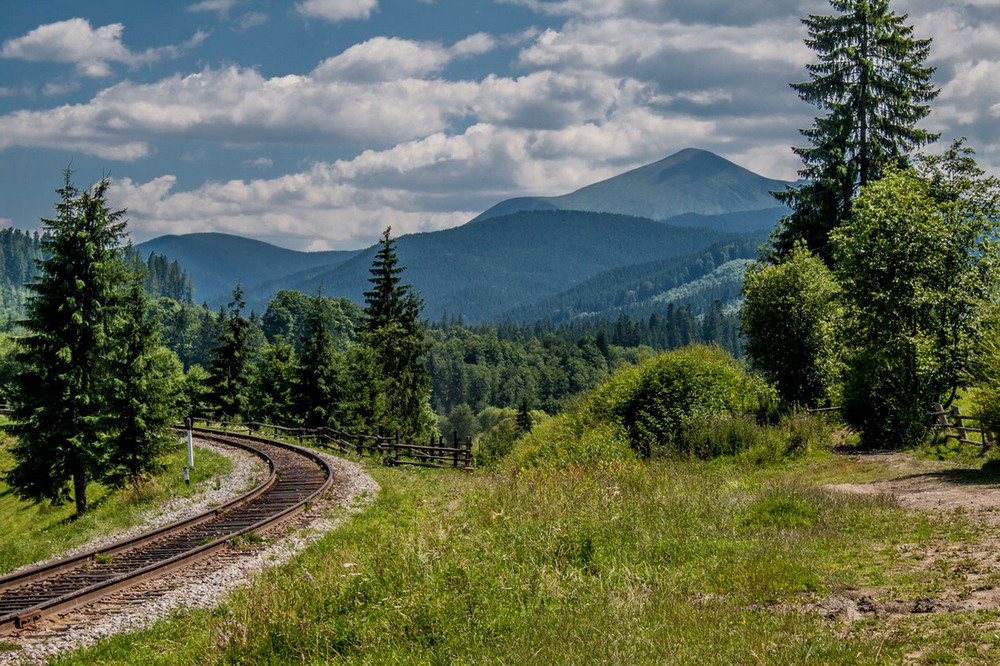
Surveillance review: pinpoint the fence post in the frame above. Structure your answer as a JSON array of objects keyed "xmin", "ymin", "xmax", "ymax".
[
  {"xmin": 951, "ymin": 405, "xmax": 968, "ymax": 444},
  {"xmin": 466, "ymin": 435, "xmax": 473, "ymax": 469},
  {"xmin": 394, "ymin": 430, "xmax": 401, "ymax": 466}
]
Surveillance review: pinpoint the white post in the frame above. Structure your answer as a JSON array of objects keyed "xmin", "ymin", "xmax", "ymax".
[{"xmin": 186, "ymin": 416, "xmax": 195, "ymax": 469}]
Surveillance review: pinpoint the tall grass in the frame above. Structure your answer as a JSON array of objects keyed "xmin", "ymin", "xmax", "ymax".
[{"xmin": 54, "ymin": 447, "xmax": 977, "ymax": 665}]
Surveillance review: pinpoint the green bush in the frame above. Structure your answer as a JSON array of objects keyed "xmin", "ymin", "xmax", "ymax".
[
  {"xmin": 503, "ymin": 412, "xmax": 638, "ymax": 471},
  {"xmin": 587, "ymin": 345, "xmax": 779, "ymax": 456}
]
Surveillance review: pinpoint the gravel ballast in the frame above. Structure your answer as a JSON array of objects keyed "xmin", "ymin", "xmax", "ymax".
[{"xmin": 0, "ymin": 441, "xmax": 379, "ymax": 664}]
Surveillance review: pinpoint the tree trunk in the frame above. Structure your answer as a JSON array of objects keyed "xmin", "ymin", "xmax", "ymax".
[{"xmin": 72, "ymin": 459, "xmax": 88, "ymax": 515}]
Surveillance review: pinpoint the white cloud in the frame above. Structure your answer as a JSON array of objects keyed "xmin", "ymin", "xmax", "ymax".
[
  {"xmin": 295, "ymin": 0, "xmax": 379, "ymax": 23},
  {"xmin": 0, "ymin": 18, "xmax": 208, "ymax": 77},
  {"xmin": 236, "ymin": 12, "xmax": 269, "ymax": 30},
  {"xmin": 188, "ymin": 0, "xmax": 238, "ymax": 14},
  {"xmin": 110, "ymin": 115, "xmax": 732, "ymax": 250},
  {"xmin": 42, "ymin": 81, "xmax": 81, "ymax": 97},
  {"xmin": 1, "ymin": 19, "xmax": 132, "ymax": 76},
  {"xmin": 313, "ymin": 37, "xmax": 452, "ymax": 81},
  {"xmin": 452, "ymin": 33, "xmax": 497, "ymax": 57}
]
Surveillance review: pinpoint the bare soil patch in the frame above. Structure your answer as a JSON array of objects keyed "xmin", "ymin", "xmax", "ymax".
[{"xmin": 817, "ymin": 451, "xmax": 1000, "ymax": 622}]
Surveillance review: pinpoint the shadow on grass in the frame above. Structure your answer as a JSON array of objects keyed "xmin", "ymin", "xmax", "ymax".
[{"xmin": 888, "ymin": 460, "xmax": 1000, "ymax": 488}]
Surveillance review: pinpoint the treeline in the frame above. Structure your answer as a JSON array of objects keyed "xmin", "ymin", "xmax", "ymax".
[
  {"xmin": 0, "ymin": 227, "xmax": 195, "ymax": 329},
  {"xmin": 0, "ymin": 228, "xmax": 42, "ymax": 329},
  {"xmin": 427, "ymin": 301, "xmax": 741, "ymax": 416},
  {"xmin": 127, "ymin": 249, "xmax": 194, "ymax": 303}
]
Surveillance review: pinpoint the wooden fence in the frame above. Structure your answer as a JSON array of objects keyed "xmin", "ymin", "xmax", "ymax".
[
  {"xmin": 931, "ymin": 403, "xmax": 994, "ymax": 454},
  {"xmin": 189, "ymin": 417, "xmax": 474, "ymax": 470}
]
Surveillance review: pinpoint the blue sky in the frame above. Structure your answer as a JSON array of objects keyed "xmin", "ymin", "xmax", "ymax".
[{"xmin": 1, "ymin": 0, "xmax": 998, "ymax": 251}]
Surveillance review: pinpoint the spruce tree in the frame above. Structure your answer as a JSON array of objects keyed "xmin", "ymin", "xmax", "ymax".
[
  {"xmin": 6, "ymin": 174, "xmax": 128, "ymax": 514},
  {"xmin": 771, "ymin": 0, "xmax": 938, "ymax": 263},
  {"xmin": 208, "ymin": 285, "xmax": 254, "ymax": 420},
  {"xmin": 355, "ymin": 227, "xmax": 432, "ymax": 437},
  {"xmin": 296, "ymin": 293, "xmax": 342, "ymax": 427},
  {"xmin": 103, "ymin": 279, "xmax": 184, "ymax": 484}
]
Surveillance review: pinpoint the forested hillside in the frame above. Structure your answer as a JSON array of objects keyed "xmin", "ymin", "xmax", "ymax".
[
  {"xmin": 291, "ymin": 210, "xmax": 735, "ymax": 322},
  {"xmin": 504, "ymin": 232, "xmax": 765, "ymax": 323},
  {"xmin": 0, "ymin": 229, "xmax": 195, "ymax": 330},
  {"xmin": 135, "ymin": 233, "xmax": 358, "ymax": 305}
]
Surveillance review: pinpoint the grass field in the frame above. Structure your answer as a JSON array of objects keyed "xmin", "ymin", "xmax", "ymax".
[
  {"xmin": 0, "ymin": 432, "xmax": 233, "ymax": 575},
  {"xmin": 32, "ymin": 435, "xmax": 1000, "ymax": 665}
]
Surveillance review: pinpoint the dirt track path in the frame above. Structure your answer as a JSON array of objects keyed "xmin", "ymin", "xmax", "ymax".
[
  {"xmin": 815, "ymin": 452, "xmax": 1000, "ymax": 621},
  {"xmin": 826, "ymin": 452, "xmax": 1000, "ymax": 512}
]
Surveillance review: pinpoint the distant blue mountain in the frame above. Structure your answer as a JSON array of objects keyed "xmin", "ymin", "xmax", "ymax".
[
  {"xmin": 472, "ymin": 148, "xmax": 794, "ymax": 228},
  {"xmin": 136, "ymin": 149, "xmax": 789, "ymax": 319},
  {"xmin": 285, "ymin": 210, "xmax": 736, "ymax": 322},
  {"xmin": 135, "ymin": 233, "xmax": 358, "ymax": 304}
]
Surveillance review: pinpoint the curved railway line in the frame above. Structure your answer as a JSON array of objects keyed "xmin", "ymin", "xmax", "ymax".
[{"xmin": 0, "ymin": 428, "xmax": 333, "ymax": 636}]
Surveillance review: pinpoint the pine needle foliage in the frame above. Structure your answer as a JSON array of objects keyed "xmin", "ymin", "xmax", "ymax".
[
  {"xmin": 355, "ymin": 228, "xmax": 432, "ymax": 438},
  {"xmin": 5, "ymin": 174, "xmax": 144, "ymax": 514},
  {"xmin": 771, "ymin": 0, "xmax": 939, "ymax": 263}
]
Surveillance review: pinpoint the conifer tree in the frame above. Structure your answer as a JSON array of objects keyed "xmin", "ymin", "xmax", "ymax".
[
  {"xmin": 296, "ymin": 293, "xmax": 342, "ymax": 427},
  {"xmin": 208, "ymin": 285, "xmax": 254, "ymax": 420},
  {"xmin": 6, "ymin": 174, "xmax": 128, "ymax": 514},
  {"xmin": 771, "ymin": 0, "xmax": 939, "ymax": 263},
  {"xmin": 103, "ymin": 279, "xmax": 184, "ymax": 484},
  {"xmin": 356, "ymin": 227, "xmax": 432, "ymax": 437}
]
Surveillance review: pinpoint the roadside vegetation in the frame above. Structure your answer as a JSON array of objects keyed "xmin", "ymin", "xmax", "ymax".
[{"xmin": 0, "ymin": 432, "xmax": 233, "ymax": 575}]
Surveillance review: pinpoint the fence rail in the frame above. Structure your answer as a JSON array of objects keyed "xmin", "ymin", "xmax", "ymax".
[
  {"xmin": 188, "ymin": 417, "xmax": 474, "ymax": 470},
  {"xmin": 931, "ymin": 403, "xmax": 994, "ymax": 454}
]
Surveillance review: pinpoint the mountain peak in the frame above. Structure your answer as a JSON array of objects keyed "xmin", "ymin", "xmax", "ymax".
[{"xmin": 473, "ymin": 148, "xmax": 792, "ymax": 224}]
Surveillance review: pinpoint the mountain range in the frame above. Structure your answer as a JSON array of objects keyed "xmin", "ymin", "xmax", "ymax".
[{"xmin": 136, "ymin": 148, "xmax": 791, "ymax": 322}]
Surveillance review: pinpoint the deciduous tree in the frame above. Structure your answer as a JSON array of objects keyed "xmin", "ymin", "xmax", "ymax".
[{"xmin": 834, "ymin": 141, "xmax": 1000, "ymax": 447}]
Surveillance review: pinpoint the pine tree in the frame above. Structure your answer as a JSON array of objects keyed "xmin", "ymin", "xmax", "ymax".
[
  {"xmin": 355, "ymin": 227, "xmax": 432, "ymax": 438},
  {"xmin": 249, "ymin": 339, "xmax": 297, "ymax": 425},
  {"xmin": 103, "ymin": 279, "xmax": 184, "ymax": 484},
  {"xmin": 208, "ymin": 285, "xmax": 254, "ymax": 420},
  {"xmin": 770, "ymin": 0, "xmax": 939, "ymax": 263},
  {"xmin": 6, "ymin": 174, "xmax": 128, "ymax": 514},
  {"xmin": 295, "ymin": 293, "xmax": 342, "ymax": 427}
]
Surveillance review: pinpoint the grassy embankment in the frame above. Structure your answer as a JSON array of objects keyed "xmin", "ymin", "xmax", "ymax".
[
  {"xmin": 0, "ymin": 431, "xmax": 234, "ymax": 574},
  {"xmin": 40, "ymin": 419, "xmax": 1000, "ymax": 665}
]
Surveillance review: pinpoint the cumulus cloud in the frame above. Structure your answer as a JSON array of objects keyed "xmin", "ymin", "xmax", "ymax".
[
  {"xmin": 0, "ymin": 18, "xmax": 208, "ymax": 77},
  {"xmin": 295, "ymin": 0, "xmax": 379, "ymax": 23},
  {"xmin": 110, "ymin": 113, "xmax": 754, "ymax": 250},
  {"xmin": 3, "ymin": 0, "xmax": 999, "ymax": 252},
  {"xmin": 313, "ymin": 37, "xmax": 453, "ymax": 82}
]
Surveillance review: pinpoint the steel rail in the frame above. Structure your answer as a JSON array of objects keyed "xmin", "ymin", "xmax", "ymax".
[{"xmin": 0, "ymin": 428, "xmax": 333, "ymax": 634}]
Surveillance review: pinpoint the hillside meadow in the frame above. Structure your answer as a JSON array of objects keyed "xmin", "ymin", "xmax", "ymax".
[{"xmin": 8, "ymin": 422, "xmax": 994, "ymax": 665}]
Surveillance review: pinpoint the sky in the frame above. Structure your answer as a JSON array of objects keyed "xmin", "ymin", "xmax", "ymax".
[{"xmin": 1, "ymin": 0, "xmax": 998, "ymax": 252}]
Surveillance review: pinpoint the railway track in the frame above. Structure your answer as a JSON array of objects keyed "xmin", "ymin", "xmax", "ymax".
[{"xmin": 0, "ymin": 428, "xmax": 333, "ymax": 635}]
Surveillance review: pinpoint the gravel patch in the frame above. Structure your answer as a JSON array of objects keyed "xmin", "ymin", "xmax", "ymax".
[{"xmin": 0, "ymin": 447, "xmax": 379, "ymax": 665}]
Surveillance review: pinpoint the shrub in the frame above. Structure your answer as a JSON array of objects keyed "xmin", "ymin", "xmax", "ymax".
[
  {"xmin": 502, "ymin": 412, "xmax": 638, "ymax": 471},
  {"xmin": 586, "ymin": 345, "xmax": 779, "ymax": 456}
]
